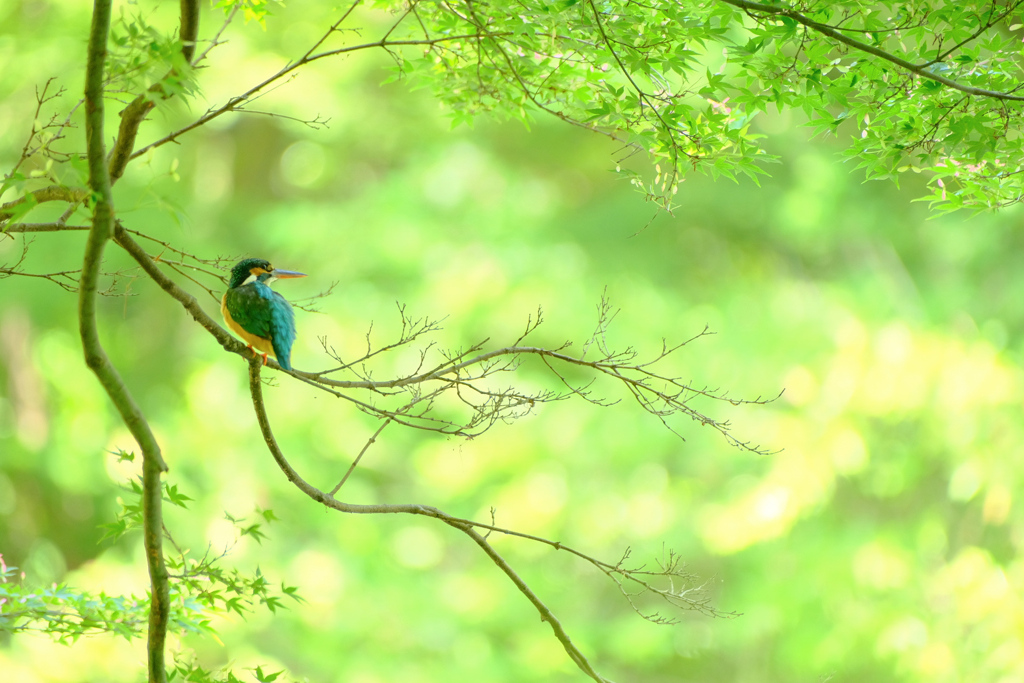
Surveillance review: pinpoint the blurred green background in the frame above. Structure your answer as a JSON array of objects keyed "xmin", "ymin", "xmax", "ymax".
[{"xmin": 3, "ymin": 1, "xmax": 1024, "ymax": 681}]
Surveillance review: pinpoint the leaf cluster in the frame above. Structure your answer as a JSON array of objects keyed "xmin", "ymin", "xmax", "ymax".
[
  {"xmin": 0, "ymin": 560, "xmax": 149, "ymax": 643},
  {"xmin": 385, "ymin": 0, "xmax": 771, "ymax": 208},
  {"xmin": 714, "ymin": 0, "xmax": 1024, "ymax": 210},
  {"xmin": 377, "ymin": 0, "xmax": 1024, "ymax": 210},
  {"xmin": 37, "ymin": 479, "xmax": 303, "ymax": 645},
  {"xmin": 107, "ymin": 9, "xmax": 195, "ymax": 101}
]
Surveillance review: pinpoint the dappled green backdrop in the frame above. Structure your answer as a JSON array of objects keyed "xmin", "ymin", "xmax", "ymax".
[{"xmin": 2, "ymin": 1, "xmax": 1024, "ymax": 681}]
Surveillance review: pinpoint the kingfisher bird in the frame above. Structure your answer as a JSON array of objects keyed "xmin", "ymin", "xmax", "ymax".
[{"xmin": 221, "ymin": 257, "xmax": 307, "ymax": 371}]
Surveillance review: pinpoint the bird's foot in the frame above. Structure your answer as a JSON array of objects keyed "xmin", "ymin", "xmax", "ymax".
[{"xmin": 246, "ymin": 345, "xmax": 269, "ymax": 366}]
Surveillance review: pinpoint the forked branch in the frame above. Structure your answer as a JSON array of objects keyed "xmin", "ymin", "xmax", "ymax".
[{"xmin": 247, "ymin": 359, "xmax": 612, "ymax": 680}]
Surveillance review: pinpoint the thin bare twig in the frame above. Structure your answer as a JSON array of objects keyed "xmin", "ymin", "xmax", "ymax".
[
  {"xmin": 329, "ymin": 414, "xmax": 396, "ymax": 496},
  {"xmin": 192, "ymin": 5, "xmax": 240, "ymax": 66}
]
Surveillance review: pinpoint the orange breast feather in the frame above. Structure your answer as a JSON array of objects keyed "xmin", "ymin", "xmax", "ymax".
[{"xmin": 221, "ymin": 294, "xmax": 277, "ymax": 357}]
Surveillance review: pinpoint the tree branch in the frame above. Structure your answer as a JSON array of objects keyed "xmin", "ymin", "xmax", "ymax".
[
  {"xmin": 0, "ymin": 185, "xmax": 89, "ymax": 225},
  {"xmin": 82, "ymin": 4, "xmax": 169, "ymax": 682},
  {"xmin": 3, "ymin": 223, "xmax": 90, "ymax": 232},
  {"xmin": 179, "ymin": 0, "xmax": 200, "ymax": 63},
  {"xmin": 108, "ymin": 96, "xmax": 157, "ymax": 183},
  {"xmin": 111, "ymin": 222, "xmax": 771, "ymax": 452},
  {"xmin": 130, "ymin": 28, "xmax": 503, "ymax": 161},
  {"xmin": 719, "ymin": 0, "xmax": 1024, "ymax": 102},
  {"xmin": 246, "ymin": 359, "xmax": 613, "ymax": 683},
  {"xmin": 191, "ymin": 4, "xmax": 239, "ymax": 67},
  {"xmin": 107, "ymin": 215, "xmax": 745, "ymax": 673}
]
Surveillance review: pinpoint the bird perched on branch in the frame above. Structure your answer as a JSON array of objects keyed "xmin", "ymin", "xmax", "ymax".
[{"xmin": 221, "ymin": 257, "xmax": 306, "ymax": 371}]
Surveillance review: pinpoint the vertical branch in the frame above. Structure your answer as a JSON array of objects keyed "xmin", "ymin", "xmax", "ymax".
[
  {"xmin": 180, "ymin": 0, "xmax": 200, "ymax": 63},
  {"xmin": 83, "ymin": 2, "xmax": 170, "ymax": 682}
]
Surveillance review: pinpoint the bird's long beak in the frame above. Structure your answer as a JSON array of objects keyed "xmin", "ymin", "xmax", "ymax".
[{"xmin": 273, "ymin": 269, "xmax": 307, "ymax": 279}]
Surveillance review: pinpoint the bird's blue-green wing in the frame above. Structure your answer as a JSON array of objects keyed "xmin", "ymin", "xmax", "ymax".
[
  {"xmin": 224, "ymin": 285, "xmax": 273, "ymax": 339},
  {"xmin": 268, "ymin": 291, "xmax": 297, "ymax": 370}
]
